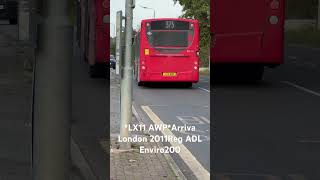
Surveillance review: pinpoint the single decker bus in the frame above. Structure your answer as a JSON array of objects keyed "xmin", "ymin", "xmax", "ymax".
[
  {"xmin": 211, "ymin": 0, "xmax": 285, "ymax": 81},
  {"xmin": 134, "ymin": 18, "xmax": 200, "ymax": 87}
]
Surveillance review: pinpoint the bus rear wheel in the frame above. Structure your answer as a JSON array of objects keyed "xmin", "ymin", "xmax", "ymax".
[
  {"xmin": 9, "ymin": 18, "xmax": 17, "ymax": 25},
  {"xmin": 245, "ymin": 65, "xmax": 264, "ymax": 81},
  {"xmin": 184, "ymin": 82, "xmax": 192, "ymax": 88},
  {"xmin": 212, "ymin": 64, "xmax": 264, "ymax": 82},
  {"xmin": 89, "ymin": 64, "xmax": 108, "ymax": 78},
  {"xmin": 137, "ymin": 81, "xmax": 144, "ymax": 86},
  {"xmin": 252, "ymin": 67, "xmax": 264, "ymax": 81}
]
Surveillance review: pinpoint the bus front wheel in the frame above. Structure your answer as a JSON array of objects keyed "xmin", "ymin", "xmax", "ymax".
[
  {"xmin": 250, "ymin": 66, "xmax": 264, "ymax": 81},
  {"xmin": 89, "ymin": 64, "xmax": 107, "ymax": 78}
]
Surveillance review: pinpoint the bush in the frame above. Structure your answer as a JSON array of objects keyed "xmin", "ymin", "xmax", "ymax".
[{"xmin": 286, "ymin": 29, "xmax": 320, "ymax": 47}]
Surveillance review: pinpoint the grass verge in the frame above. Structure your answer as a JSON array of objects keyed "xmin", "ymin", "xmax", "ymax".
[
  {"xmin": 199, "ymin": 67, "xmax": 210, "ymax": 76},
  {"xmin": 285, "ymin": 29, "xmax": 320, "ymax": 48}
]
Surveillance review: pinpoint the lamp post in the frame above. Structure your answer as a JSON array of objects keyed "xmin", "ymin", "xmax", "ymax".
[
  {"xmin": 32, "ymin": 0, "xmax": 72, "ymax": 179},
  {"xmin": 139, "ymin": 5, "xmax": 155, "ymax": 19},
  {"xmin": 119, "ymin": 0, "xmax": 135, "ymax": 150}
]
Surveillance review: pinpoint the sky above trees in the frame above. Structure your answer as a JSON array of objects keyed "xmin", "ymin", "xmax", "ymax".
[{"xmin": 110, "ymin": 0, "xmax": 183, "ymax": 37}]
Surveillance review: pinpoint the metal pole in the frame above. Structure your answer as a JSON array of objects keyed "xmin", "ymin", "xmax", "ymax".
[
  {"xmin": 153, "ymin": 10, "xmax": 155, "ymax": 18},
  {"xmin": 115, "ymin": 11, "xmax": 123, "ymax": 76},
  {"xmin": 120, "ymin": 0, "xmax": 134, "ymax": 150},
  {"xmin": 32, "ymin": 0, "xmax": 72, "ymax": 179}
]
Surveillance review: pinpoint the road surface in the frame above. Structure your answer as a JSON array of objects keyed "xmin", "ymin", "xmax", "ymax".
[
  {"xmin": 132, "ymin": 75, "xmax": 210, "ymax": 179},
  {"xmin": 213, "ymin": 45, "xmax": 320, "ymax": 180}
]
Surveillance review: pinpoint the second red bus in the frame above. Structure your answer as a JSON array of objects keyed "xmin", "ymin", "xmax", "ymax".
[{"xmin": 211, "ymin": 0, "xmax": 285, "ymax": 80}]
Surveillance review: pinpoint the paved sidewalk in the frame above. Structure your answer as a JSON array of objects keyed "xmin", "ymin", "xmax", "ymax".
[
  {"xmin": 109, "ymin": 70, "xmax": 181, "ymax": 180},
  {"xmin": 0, "ymin": 25, "xmax": 32, "ymax": 180}
]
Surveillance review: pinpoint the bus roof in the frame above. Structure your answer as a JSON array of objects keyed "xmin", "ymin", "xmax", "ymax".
[{"xmin": 141, "ymin": 18, "xmax": 198, "ymax": 24}]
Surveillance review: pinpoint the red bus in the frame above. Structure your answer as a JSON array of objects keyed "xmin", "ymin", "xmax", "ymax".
[
  {"xmin": 211, "ymin": 0, "xmax": 285, "ymax": 80},
  {"xmin": 79, "ymin": 0, "xmax": 109, "ymax": 78},
  {"xmin": 134, "ymin": 18, "xmax": 200, "ymax": 87}
]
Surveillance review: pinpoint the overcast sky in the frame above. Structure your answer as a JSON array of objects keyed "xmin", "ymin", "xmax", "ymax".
[{"xmin": 110, "ymin": 0, "xmax": 183, "ymax": 37}]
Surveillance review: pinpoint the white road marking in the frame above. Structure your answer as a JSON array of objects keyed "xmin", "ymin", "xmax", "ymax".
[
  {"xmin": 200, "ymin": 116, "xmax": 210, "ymax": 124},
  {"xmin": 282, "ymin": 81, "xmax": 320, "ymax": 97},
  {"xmin": 198, "ymin": 87, "xmax": 210, "ymax": 92},
  {"xmin": 132, "ymin": 105, "xmax": 143, "ymax": 125},
  {"xmin": 288, "ymin": 56, "xmax": 298, "ymax": 60},
  {"xmin": 177, "ymin": 116, "xmax": 205, "ymax": 125},
  {"xmin": 141, "ymin": 106, "xmax": 210, "ymax": 180},
  {"xmin": 146, "ymin": 105, "xmax": 169, "ymax": 107}
]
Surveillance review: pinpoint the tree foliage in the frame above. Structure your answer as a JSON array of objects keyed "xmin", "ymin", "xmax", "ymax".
[
  {"xmin": 174, "ymin": 0, "xmax": 210, "ymax": 67},
  {"xmin": 286, "ymin": 0, "xmax": 318, "ymax": 19}
]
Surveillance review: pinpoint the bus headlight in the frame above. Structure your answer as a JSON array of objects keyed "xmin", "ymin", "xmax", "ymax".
[
  {"xmin": 269, "ymin": 16, "xmax": 279, "ymax": 25},
  {"xmin": 142, "ymin": 66, "xmax": 146, "ymax": 70},
  {"xmin": 194, "ymin": 66, "xmax": 198, "ymax": 70}
]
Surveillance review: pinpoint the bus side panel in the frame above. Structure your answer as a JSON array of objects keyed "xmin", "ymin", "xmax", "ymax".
[
  {"xmin": 88, "ymin": 0, "xmax": 96, "ymax": 66},
  {"xmin": 210, "ymin": 0, "xmax": 214, "ymax": 63},
  {"xmin": 105, "ymin": 0, "xmax": 110, "ymax": 62},
  {"xmin": 79, "ymin": 0, "xmax": 87, "ymax": 60},
  {"xmin": 95, "ymin": 26, "xmax": 106, "ymax": 63},
  {"xmin": 95, "ymin": 0, "xmax": 109, "ymax": 64},
  {"xmin": 212, "ymin": 0, "xmax": 266, "ymax": 63},
  {"xmin": 261, "ymin": 0, "xmax": 285, "ymax": 65}
]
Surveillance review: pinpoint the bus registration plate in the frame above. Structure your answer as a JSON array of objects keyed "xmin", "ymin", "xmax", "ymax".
[{"xmin": 162, "ymin": 72, "xmax": 176, "ymax": 77}]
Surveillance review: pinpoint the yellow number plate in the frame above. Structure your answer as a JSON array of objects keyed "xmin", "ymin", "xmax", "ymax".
[{"xmin": 162, "ymin": 72, "xmax": 177, "ymax": 77}]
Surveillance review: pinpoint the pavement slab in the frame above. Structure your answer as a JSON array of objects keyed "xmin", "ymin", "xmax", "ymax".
[{"xmin": 109, "ymin": 70, "xmax": 183, "ymax": 180}]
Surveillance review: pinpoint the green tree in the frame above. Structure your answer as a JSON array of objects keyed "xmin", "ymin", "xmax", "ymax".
[
  {"xmin": 174, "ymin": 0, "xmax": 210, "ymax": 67},
  {"xmin": 286, "ymin": 0, "xmax": 319, "ymax": 19},
  {"xmin": 286, "ymin": 0, "xmax": 318, "ymax": 19}
]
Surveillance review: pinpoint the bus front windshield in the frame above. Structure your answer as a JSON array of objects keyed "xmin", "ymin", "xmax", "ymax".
[{"xmin": 146, "ymin": 20, "xmax": 194, "ymax": 49}]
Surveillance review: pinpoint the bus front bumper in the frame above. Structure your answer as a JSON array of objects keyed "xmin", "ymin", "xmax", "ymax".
[{"xmin": 140, "ymin": 71, "xmax": 199, "ymax": 83}]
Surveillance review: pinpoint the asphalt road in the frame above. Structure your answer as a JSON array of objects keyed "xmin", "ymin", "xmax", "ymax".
[
  {"xmin": 213, "ymin": 45, "xmax": 320, "ymax": 180},
  {"xmin": 132, "ymin": 75, "xmax": 210, "ymax": 179}
]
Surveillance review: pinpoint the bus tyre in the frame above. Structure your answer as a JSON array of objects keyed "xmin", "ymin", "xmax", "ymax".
[
  {"xmin": 89, "ymin": 64, "xmax": 108, "ymax": 79},
  {"xmin": 9, "ymin": 18, "xmax": 17, "ymax": 25},
  {"xmin": 184, "ymin": 83, "xmax": 192, "ymax": 88},
  {"xmin": 252, "ymin": 66, "xmax": 264, "ymax": 81},
  {"xmin": 137, "ymin": 81, "xmax": 144, "ymax": 86},
  {"xmin": 89, "ymin": 65, "xmax": 98, "ymax": 78}
]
